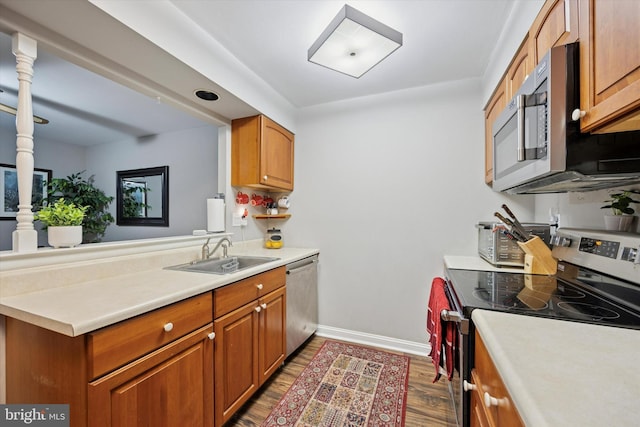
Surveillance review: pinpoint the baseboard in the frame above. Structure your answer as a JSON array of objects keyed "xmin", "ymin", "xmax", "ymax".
[{"xmin": 315, "ymin": 324, "xmax": 430, "ymax": 356}]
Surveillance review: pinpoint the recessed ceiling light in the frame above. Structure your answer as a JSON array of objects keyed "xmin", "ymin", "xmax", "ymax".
[{"xmin": 194, "ymin": 90, "xmax": 220, "ymax": 101}]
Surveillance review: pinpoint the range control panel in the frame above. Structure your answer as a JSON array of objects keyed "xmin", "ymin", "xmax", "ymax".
[
  {"xmin": 579, "ymin": 238, "xmax": 620, "ymax": 259},
  {"xmin": 552, "ymin": 228, "xmax": 640, "ymax": 285}
]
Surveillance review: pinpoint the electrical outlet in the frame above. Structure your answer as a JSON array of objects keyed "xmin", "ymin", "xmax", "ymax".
[{"xmin": 232, "ymin": 213, "xmax": 247, "ymax": 227}]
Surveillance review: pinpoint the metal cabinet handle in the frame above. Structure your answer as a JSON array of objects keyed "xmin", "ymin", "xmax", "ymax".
[
  {"xmin": 263, "ymin": 175, "xmax": 268, "ymax": 180},
  {"xmin": 255, "ymin": 306, "xmax": 262, "ymax": 313},
  {"xmin": 257, "ymin": 283, "xmax": 264, "ymax": 290},
  {"xmin": 163, "ymin": 322, "xmax": 174, "ymax": 332},
  {"xmin": 261, "ymin": 303, "xmax": 267, "ymax": 310},
  {"xmin": 208, "ymin": 332, "xmax": 215, "ymax": 340}
]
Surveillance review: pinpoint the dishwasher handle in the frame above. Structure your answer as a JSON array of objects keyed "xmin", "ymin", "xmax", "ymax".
[{"xmin": 286, "ymin": 256, "xmax": 318, "ymax": 274}]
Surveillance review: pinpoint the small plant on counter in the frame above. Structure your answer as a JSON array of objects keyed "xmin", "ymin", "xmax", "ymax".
[
  {"xmin": 46, "ymin": 171, "xmax": 114, "ymax": 243},
  {"xmin": 601, "ymin": 190, "xmax": 640, "ymax": 215},
  {"xmin": 35, "ymin": 198, "xmax": 88, "ymax": 226}
]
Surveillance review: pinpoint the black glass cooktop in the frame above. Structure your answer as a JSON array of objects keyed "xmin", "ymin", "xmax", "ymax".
[{"xmin": 445, "ymin": 263, "xmax": 640, "ymax": 329}]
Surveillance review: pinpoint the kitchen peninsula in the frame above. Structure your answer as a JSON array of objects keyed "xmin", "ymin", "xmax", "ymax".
[{"xmin": 0, "ymin": 236, "xmax": 319, "ymax": 426}]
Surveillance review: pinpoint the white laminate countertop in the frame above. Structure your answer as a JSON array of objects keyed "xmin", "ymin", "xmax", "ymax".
[
  {"xmin": 0, "ymin": 245, "xmax": 319, "ymax": 337},
  {"xmin": 472, "ymin": 309, "xmax": 640, "ymax": 427},
  {"xmin": 443, "ymin": 255, "xmax": 527, "ymax": 273}
]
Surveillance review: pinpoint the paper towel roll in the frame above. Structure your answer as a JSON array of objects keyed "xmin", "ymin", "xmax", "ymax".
[{"xmin": 207, "ymin": 198, "xmax": 225, "ymax": 232}]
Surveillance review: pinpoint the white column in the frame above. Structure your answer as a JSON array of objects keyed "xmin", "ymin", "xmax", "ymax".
[{"xmin": 11, "ymin": 33, "xmax": 38, "ymax": 253}]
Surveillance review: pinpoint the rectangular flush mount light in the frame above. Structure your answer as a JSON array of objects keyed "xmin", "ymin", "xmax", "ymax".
[{"xmin": 308, "ymin": 4, "xmax": 403, "ymax": 78}]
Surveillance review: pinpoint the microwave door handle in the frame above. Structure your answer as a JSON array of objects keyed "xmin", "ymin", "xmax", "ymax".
[{"xmin": 517, "ymin": 94, "xmax": 526, "ymax": 162}]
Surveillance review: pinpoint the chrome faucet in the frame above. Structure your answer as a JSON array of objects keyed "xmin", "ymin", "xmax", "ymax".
[{"xmin": 202, "ymin": 237, "xmax": 233, "ymax": 260}]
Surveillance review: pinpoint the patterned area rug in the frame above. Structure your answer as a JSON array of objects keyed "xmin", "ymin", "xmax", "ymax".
[{"xmin": 261, "ymin": 340, "xmax": 410, "ymax": 427}]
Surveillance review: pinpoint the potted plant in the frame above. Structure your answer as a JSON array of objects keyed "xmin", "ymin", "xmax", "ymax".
[
  {"xmin": 46, "ymin": 171, "xmax": 114, "ymax": 243},
  {"xmin": 601, "ymin": 189, "xmax": 640, "ymax": 231},
  {"xmin": 35, "ymin": 198, "xmax": 88, "ymax": 248}
]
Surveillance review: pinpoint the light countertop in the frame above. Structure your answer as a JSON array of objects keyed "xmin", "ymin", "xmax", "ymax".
[
  {"xmin": 472, "ymin": 309, "xmax": 640, "ymax": 427},
  {"xmin": 0, "ymin": 244, "xmax": 318, "ymax": 337},
  {"xmin": 443, "ymin": 255, "xmax": 527, "ymax": 273}
]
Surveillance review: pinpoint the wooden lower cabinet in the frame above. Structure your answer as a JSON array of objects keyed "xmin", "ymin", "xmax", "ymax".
[
  {"xmin": 88, "ymin": 324, "xmax": 214, "ymax": 427},
  {"xmin": 6, "ymin": 293, "xmax": 214, "ymax": 427},
  {"xmin": 470, "ymin": 330, "xmax": 524, "ymax": 427},
  {"xmin": 213, "ymin": 286, "xmax": 286, "ymax": 426}
]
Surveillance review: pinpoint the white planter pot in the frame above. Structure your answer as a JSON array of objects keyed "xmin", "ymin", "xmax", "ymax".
[
  {"xmin": 603, "ymin": 215, "xmax": 634, "ymax": 232},
  {"xmin": 48, "ymin": 226, "xmax": 83, "ymax": 248}
]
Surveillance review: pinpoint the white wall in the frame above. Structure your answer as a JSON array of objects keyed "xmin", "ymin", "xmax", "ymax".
[
  {"xmin": 534, "ymin": 186, "xmax": 640, "ymax": 233},
  {"xmin": 482, "ymin": 0, "xmax": 545, "ymax": 104},
  {"xmin": 287, "ymin": 80, "xmax": 535, "ymax": 344},
  {"xmin": 87, "ymin": 125, "xmax": 219, "ymax": 241}
]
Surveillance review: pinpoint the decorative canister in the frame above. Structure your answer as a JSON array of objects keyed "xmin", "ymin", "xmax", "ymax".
[{"xmin": 264, "ymin": 228, "xmax": 283, "ymax": 249}]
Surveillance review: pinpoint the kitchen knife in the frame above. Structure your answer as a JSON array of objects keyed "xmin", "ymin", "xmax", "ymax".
[
  {"xmin": 494, "ymin": 212, "xmax": 528, "ymax": 241},
  {"xmin": 501, "ymin": 204, "xmax": 530, "ymax": 240}
]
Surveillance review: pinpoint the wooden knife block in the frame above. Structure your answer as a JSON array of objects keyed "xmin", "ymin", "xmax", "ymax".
[{"xmin": 517, "ymin": 235, "xmax": 557, "ymax": 275}]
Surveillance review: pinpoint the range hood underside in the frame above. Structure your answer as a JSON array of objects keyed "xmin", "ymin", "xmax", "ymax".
[{"xmin": 505, "ymin": 171, "xmax": 640, "ymax": 194}]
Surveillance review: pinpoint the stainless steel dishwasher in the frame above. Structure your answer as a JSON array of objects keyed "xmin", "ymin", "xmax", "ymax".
[{"xmin": 286, "ymin": 254, "xmax": 318, "ymax": 357}]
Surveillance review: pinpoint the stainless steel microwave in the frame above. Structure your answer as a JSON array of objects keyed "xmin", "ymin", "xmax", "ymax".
[{"xmin": 492, "ymin": 42, "xmax": 640, "ymax": 194}]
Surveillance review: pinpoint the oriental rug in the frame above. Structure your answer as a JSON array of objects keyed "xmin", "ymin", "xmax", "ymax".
[{"xmin": 261, "ymin": 340, "xmax": 410, "ymax": 427}]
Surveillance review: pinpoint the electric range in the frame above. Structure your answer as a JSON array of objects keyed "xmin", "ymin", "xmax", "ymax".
[{"xmin": 443, "ymin": 228, "xmax": 640, "ymax": 427}]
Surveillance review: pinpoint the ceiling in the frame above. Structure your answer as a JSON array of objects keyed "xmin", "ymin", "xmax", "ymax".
[{"xmin": 0, "ymin": 0, "xmax": 516, "ymax": 147}]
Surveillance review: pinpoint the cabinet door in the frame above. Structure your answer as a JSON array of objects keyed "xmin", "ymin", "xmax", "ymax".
[
  {"xmin": 469, "ymin": 370, "xmax": 491, "ymax": 427},
  {"xmin": 258, "ymin": 286, "xmax": 286, "ymax": 383},
  {"xmin": 214, "ymin": 301, "xmax": 259, "ymax": 426},
  {"xmin": 578, "ymin": 0, "xmax": 640, "ymax": 132},
  {"xmin": 88, "ymin": 324, "xmax": 214, "ymax": 427},
  {"xmin": 484, "ymin": 77, "xmax": 507, "ymax": 185},
  {"xmin": 530, "ymin": 0, "xmax": 578, "ymax": 64},
  {"xmin": 474, "ymin": 332, "xmax": 524, "ymax": 427},
  {"xmin": 506, "ymin": 36, "xmax": 532, "ymax": 99},
  {"xmin": 260, "ymin": 116, "xmax": 294, "ymax": 191}
]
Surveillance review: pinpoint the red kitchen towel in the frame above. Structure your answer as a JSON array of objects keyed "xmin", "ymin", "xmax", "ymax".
[{"xmin": 426, "ymin": 277, "xmax": 457, "ymax": 382}]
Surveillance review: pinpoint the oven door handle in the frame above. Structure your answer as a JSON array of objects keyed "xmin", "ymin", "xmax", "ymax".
[{"xmin": 441, "ymin": 310, "xmax": 469, "ymax": 334}]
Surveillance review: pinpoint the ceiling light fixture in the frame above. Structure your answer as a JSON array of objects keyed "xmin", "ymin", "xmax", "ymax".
[
  {"xmin": 0, "ymin": 103, "xmax": 49, "ymax": 124},
  {"xmin": 308, "ymin": 4, "xmax": 403, "ymax": 78},
  {"xmin": 194, "ymin": 90, "xmax": 219, "ymax": 101}
]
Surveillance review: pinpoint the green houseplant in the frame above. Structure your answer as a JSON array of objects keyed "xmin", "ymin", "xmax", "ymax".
[
  {"xmin": 601, "ymin": 190, "xmax": 640, "ymax": 231},
  {"xmin": 35, "ymin": 198, "xmax": 88, "ymax": 248},
  {"xmin": 46, "ymin": 171, "xmax": 114, "ymax": 243},
  {"xmin": 601, "ymin": 190, "xmax": 640, "ymax": 215}
]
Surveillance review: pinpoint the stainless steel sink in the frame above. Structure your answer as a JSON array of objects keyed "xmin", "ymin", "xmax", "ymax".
[{"xmin": 167, "ymin": 255, "xmax": 280, "ymax": 275}]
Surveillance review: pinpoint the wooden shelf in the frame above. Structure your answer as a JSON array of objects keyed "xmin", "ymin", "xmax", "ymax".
[{"xmin": 252, "ymin": 214, "xmax": 291, "ymax": 220}]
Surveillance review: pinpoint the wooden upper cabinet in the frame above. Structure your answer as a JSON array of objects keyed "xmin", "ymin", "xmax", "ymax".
[
  {"xmin": 232, "ymin": 114, "xmax": 295, "ymax": 191},
  {"xmin": 529, "ymin": 0, "xmax": 579, "ymax": 64},
  {"xmin": 578, "ymin": 0, "xmax": 640, "ymax": 133},
  {"xmin": 484, "ymin": 77, "xmax": 507, "ymax": 185},
  {"xmin": 506, "ymin": 36, "xmax": 532, "ymax": 99}
]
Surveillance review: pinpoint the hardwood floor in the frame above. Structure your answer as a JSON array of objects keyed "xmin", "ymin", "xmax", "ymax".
[{"xmin": 227, "ymin": 335, "xmax": 457, "ymax": 426}]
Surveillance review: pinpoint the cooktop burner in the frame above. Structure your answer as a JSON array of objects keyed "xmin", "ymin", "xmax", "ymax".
[{"xmin": 445, "ymin": 267, "xmax": 640, "ymax": 329}]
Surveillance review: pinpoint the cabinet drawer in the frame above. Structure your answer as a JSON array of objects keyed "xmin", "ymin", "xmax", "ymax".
[
  {"xmin": 87, "ymin": 293, "xmax": 213, "ymax": 379},
  {"xmin": 474, "ymin": 331, "xmax": 524, "ymax": 427},
  {"xmin": 214, "ymin": 267, "xmax": 285, "ymax": 318}
]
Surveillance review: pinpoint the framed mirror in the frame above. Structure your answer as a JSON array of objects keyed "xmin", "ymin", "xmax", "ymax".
[{"xmin": 116, "ymin": 166, "xmax": 169, "ymax": 226}]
